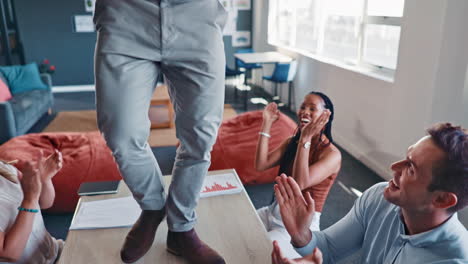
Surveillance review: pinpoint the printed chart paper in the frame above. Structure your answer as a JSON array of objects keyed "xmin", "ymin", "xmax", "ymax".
[{"xmin": 200, "ymin": 173, "xmax": 243, "ymax": 198}]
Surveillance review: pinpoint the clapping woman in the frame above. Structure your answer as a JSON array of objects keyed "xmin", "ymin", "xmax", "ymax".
[
  {"xmin": 255, "ymin": 92, "xmax": 342, "ymax": 258},
  {"xmin": 0, "ymin": 150, "xmax": 63, "ymax": 264}
]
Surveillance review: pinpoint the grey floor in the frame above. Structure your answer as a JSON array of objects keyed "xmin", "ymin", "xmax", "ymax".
[{"xmin": 36, "ymin": 83, "xmax": 383, "ymax": 263}]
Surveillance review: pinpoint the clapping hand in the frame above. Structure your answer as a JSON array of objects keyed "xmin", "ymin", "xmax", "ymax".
[
  {"xmin": 263, "ymin": 102, "xmax": 280, "ymax": 125},
  {"xmin": 274, "ymin": 174, "xmax": 315, "ymax": 247},
  {"xmin": 20, "ymin": 160, "xmax": 42, "ymax": 203},
  {"xmin": 272, "ymin": 241, "xmax": 323, "ymax": 264},
  {"xmin": 300, "ymin": 110, "xmax": 330, "ymax": 141},
  {"xmin": 41, "ymin": 149, "xmax": 63, "ymax": 182}
]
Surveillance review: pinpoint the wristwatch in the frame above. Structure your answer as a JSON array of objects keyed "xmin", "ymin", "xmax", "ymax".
[{"xmin": 303, "ymin": 142, "xmax": 311, "ymax": 149}]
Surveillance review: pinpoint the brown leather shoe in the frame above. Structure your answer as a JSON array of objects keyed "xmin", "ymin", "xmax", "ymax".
[
  {"xmin": 166, "ymin": 229, "xmax": 225, "ymax": 264},
  {"xmin": 120, "ymin": 209, "xmax": 165, "ymax": 263}
]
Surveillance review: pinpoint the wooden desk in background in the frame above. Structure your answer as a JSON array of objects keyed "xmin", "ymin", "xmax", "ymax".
[
  {"xmin": 233, "ymin": 52, "xmax": 293, "ymax": 110},
  {"xmin": 233, "ymin": 52, "xmax": 292, "ymax": 65},
  {"xmin": 150, "ymin": 85, "xmax": 174, "ymax": 129},
  {"xmin": 58, "ymin": 169, "xmax": 272, "ymax": 264}
]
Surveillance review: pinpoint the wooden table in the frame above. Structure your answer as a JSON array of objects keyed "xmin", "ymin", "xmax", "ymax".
[{"xmin": 58, "ymin": 169, "xmax": 272, "ymax": 264}]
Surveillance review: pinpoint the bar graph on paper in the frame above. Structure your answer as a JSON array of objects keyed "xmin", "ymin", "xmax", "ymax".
[{"xmin": 200, "ymin": 173, "xmax": 243, "ymax": 198}]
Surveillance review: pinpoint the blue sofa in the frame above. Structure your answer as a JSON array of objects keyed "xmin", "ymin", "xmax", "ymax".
[{"xmin": 0, "ymin": 72, "xmax": 53, "ymax": 144}]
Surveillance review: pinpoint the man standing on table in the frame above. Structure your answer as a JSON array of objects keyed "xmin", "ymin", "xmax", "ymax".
[{"xmin": 93, "ymin": 0, "xmax": 227, "ymax": 263}]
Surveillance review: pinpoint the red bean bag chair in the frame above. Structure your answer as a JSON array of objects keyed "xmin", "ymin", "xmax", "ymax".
[
  {"xmin": 209, "ymin": 110, "xmax": 297, "ymax": 184},
  {"xmin": 0, "ymin": 131, "xmax": 122, "ymax": 213}
]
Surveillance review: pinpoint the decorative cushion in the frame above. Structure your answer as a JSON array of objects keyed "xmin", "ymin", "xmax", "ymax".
[
  {"xmin": 0, "ymin": 63, "xmax": 47, "ymax": 95},
  {"xmin": 0, "ymin": 78, "xmax": 12, "ymax": 102},
  {"xmin": 209, "ymin": 111, "xmax": 297, "ymax": 185},
  {"xmin": 0, "ymin": 132, "xmax": 122, "ymax": 213}
]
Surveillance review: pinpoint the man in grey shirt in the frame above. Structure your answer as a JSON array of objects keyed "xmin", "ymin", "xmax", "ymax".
[
  {"xmin": 272, "ymin": 123, "xmax": 468, "ymax": 264},
  {"xmin": 93, "ymin": 0, "xmax": 227, "ymax": 263}
]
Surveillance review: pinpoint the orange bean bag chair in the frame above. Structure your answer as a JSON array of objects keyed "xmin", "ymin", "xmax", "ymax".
[
  {"xmin": 0, "ymin": 131, "xmax": 122, "ymax": 213},
  {"xmin": 209, "ymin": 110, "xmax": 297, "ymax": 184}
]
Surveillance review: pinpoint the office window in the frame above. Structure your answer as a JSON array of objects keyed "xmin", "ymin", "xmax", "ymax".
[{"xmin": 268, "ymin": 0, "xmax": 404, "ymax": 72}]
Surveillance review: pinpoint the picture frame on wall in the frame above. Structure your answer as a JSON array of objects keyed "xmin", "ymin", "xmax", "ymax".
[
  {"xmin": 73, "ymin": 15, "xmax": 95, "ymax": 33},
  {"xmin": 232, "ymin": 31, "xmax": 251, "ymax": 47},
  {"xmin": 233, "ymin": 0, "xmax": 251, "ymax": 10}
]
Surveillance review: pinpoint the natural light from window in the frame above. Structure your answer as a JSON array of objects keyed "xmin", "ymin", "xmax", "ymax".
[{"xmin": 268, "ymin": 0, "xmax": 405, "ymax": 76}]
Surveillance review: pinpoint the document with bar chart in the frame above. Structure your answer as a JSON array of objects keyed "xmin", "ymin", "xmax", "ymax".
[{"xmin": 200, "ymin": 172, "xmax": 243, "ymax": 198}]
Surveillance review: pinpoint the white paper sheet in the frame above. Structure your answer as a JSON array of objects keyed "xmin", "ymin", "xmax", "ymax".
[{"xmin": 70, "ymin": 196, "xmax": 141, "ymax": 230}]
